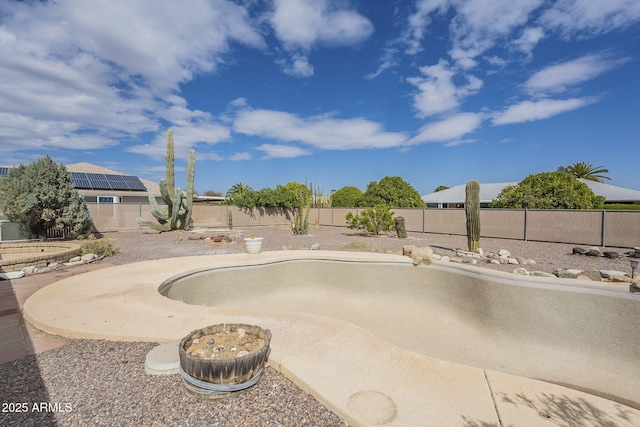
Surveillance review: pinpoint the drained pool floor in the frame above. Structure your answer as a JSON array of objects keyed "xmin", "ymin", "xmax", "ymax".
[{"xmin": 23, "ymin": 251, "xmax": 640, "ymax": 426}]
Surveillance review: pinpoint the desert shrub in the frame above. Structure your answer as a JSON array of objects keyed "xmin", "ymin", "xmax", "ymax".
[
  {"xmin": 345, "ymin": 205, "xmax": 395, "ymax": 235},
  {"xmin": 78, "ymin": 234, "xmax": 117, "ymax": 257}
]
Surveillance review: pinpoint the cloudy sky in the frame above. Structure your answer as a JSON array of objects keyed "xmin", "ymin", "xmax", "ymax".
[{"xmin": 1, "ymin": 0, "xmax": 639, "ymax": 195}]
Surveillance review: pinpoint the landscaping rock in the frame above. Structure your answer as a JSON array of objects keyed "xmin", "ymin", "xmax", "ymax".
[
  {"xmin": 554, "ymin": 269, "xmax": 577, "ymax": 279},
  {"xmin": 530, "ymin": 271, "xmax": 555, "ymax": 277},
  {"xmin": 577, "ymin": 269, "xmax": 602, "ymax": 281},
  {"xmin": 402, "ymin": 245, "xmax": 417, "ymax": 256},
  {"xmin": 603, "ymin": 251, "xmax": 621, "ymax": 259},
  {"xmin": 599, "ymin": 270, "xmax": 629, "ymax": 279},
  {"xmin": 69, "ymin": 256, "xmax": 81, "ymax": 262},
  {"xmin": 572, "ymin": 247, "xmax": 588, "ymax": 255},
  {"xmin": 513, "ymin": 267, "xmax": 529, "ymax": 275},
  {"xmin": 610, "ymin": 275, "xmax": 634, "ymax": 283},
  {"xmin": 586, "ymin": 247, "xmax": 602, "ymax": 257},
  {"xmin": 412, "ymin": 246, "xmax": 433, "ymax": 259},
  {"xmin": 440, "ymin": 256, "xmax": 450, "ymax": 262},
  {"xmin": 498, "ymin": 249, "xmax": 511, "ymax": 258},
  {"xmin": 81, "ymin": 253, "xmax": 98, "ymax": 262}
]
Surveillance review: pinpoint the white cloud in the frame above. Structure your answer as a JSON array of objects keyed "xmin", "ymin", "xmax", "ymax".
[
  {"xmin": 234, "ymin": 108, "xmax": 407, "ymax": 150},
  {"xmin": 127, "ymin": 124, "xmax": 231, "ymax": 160},
  {"xmin": 257, "ymin": 144, "xmax": 312, "ymax": 159},
  {"xmin": 492, "ymin": 97, "xmax": 597, "ymax": 125},
  {"xmin": 448, "ymin": 0, "xmax": 545, "ymax": 68},
  {"xmin": 404, "ymin": 0, "xmax": 451, "ymax": 55},
  {"xmin": 277, "ymin": 54, "xmax": 315, "ymax": 77},
  {"xmin": 407, "ymin": 112, "xmax": 483, "ymax": 145},
  {"xmin": 228, "ymin": 152, "xmax": 252, "ymax": 161},
  {"xmin": 269, "ymin": 0, "xmax": 373, "ymax": 50},
  {"xmin": 524, "ymin": 54, "xmax": 630, "ymax": 95},
  {"xmin": 0, "ymin": 0, "xmax": 261, "ymax": 159},
  {"xmin": 407, "ymin": 60, "xmax": 483, "ymax": 118},
  {"xmin": 541, "ymin": 0, "xmax": 640, "ymax": 36},
  {"xmin": 512, "ymin": 27, "xmax": 545, "ymax": 55}
]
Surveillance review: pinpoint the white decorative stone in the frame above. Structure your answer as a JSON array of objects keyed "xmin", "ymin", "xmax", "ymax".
[{"xmin": 498, "ymin": 249, "xmax": 511, "ymax": 258}]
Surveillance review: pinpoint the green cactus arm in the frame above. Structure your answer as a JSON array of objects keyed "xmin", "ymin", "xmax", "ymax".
[
  {"xmin": 184, "ymin": 149, "xmax": 195, "ymax": 229},
  {"xmin": 136, "ymin": 217, "xmax": 171, "ymax": 231},
  {"xmin": 170, "ymin": 187, "xmax": 183, "ymax": 230},
  {"xmin": 165, "ymin": 129, "xmax": 175, "ymax": 200},
  {"xmin": 465, "ymin": 179, "xmax": 481, "ymax": 252}
]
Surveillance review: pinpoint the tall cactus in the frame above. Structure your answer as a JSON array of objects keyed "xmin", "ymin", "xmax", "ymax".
[
  {"xmin": 465, "ymin": 179, "xmax": 480, "ymax": 252},
  {"xmin": 137, "ymin": 130, "xmax": 196, "ymax": 231}
]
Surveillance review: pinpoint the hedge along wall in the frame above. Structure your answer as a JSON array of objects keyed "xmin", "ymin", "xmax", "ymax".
[{"xmin": 83, "ymin": 203, "xmax": 639, "ymax": 248}]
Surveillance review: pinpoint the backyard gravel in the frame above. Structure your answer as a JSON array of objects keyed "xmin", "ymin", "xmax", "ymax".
[{"xmin": 3, "ymin": 225, "xmax": 637, "ymax": 426}]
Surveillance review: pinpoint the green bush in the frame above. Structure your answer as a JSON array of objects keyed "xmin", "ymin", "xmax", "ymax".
[
  {"xmin": 345, "ymin": 205, "xmax": 395, "ymax": 235},
  {"xmin": 78, "ymin": 234, "xmax": 117, "ymax": 257},
  {"xmin": 330, "ymin": 186, "xmax": 363, "ymax": 207},
  {"xmin": 490, "ymin": 172, "xmax": 605, "ymax": 209},
  {"xmin": 360, "ymin": 176, "xmax": 425, "ymax": 208}
]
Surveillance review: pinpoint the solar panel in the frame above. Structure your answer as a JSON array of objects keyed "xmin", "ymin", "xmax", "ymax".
[
  {"xmin": 122, "ymin": 175, "xmax": 147, "ymax": 191},
  {"xmin": 86, "ymin": 173, "xmax": 112, "ymax": 189},
  {"xmin": 0, "ymin": 167, "xmax": 9, "ymax": 177},
  {"xmin": 70, "ymin": 172, "xmax": 92, "ymax": 189}
]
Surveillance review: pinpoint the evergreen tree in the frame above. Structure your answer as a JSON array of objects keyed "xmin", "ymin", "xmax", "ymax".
[{"xmin": 0, "ymin": 156, "xmax": 93, "ymax": 240}]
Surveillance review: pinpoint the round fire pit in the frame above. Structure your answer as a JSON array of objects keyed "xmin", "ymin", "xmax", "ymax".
[{"xmin": 178, "ymin": 323, "xmax": 271, "ymax": 399}]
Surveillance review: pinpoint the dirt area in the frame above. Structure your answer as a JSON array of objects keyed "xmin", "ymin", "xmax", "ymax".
[
  {"xmin": 185, "ymin": 329, "xmax": 266, "ymax": 360},
  {"xmin": 100, "ymin": 225, "xmax": 636, "ymax": 276}
]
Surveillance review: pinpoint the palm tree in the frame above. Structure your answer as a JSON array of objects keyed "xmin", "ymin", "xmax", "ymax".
[
  {"xmin": 225, "ymin": 182, "xmax": 253, "ymax": 198},
  {"xmin": 564, "ymin": 162, "xmax": 611, "ymax": 182}
]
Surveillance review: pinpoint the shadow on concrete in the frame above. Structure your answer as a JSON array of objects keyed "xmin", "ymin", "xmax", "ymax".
[{"xmin": 0, "ymin": 276, "xmax": 57, "ymax": 426}]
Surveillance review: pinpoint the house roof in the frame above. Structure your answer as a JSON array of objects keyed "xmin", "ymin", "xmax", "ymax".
[{"xmin": 422, "ymin": 180, "xmax": 640, "ymax": 204}]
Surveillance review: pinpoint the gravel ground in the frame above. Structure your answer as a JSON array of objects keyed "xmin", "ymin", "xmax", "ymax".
[
  {"xmin": 0, "ymin": 340, "xmax": 346, "ymax": 427},
  {"xmin": 107, "ymin": 225, "xmax": 636, "ymax": 275},
  {"xmin": 4, "ymin": 225, "xmax": 636, "ymax": 426}
]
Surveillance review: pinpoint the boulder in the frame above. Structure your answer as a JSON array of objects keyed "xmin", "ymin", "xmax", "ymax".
[
  {"xmin": 69, "ymin": 256, "xmax": 81, "ymax": 262},
  {"xmin": 554, "ymin": 269, "xmax": 577, "ymax": 279},
  {"xmin": 585, "ymin": 247, "xmax": 602, "ymax": 257},
  {"xmin": 610, "ymin": 275, "xmax": 634, "ymax": 283},
  {"xmin": 402, "ymin": 245, "xmax": 417, "ymax": 256},
  {"xmin": 572, "ymin": 247, "xmax": 587, "ymax": 255},
  {"xmin": 412, "ymin": 246, "xmax": 434, "ymax": 259},
  {"xmin": 577, "ymin": 269, "xmax": 602, "ymax": 281},
  {"xmin": 498, "ymin": 249, "xmax": 511, "ymax": 258},
  {"xmin": 603, "ymin": 251, "xmax": 621, "ymax": 259},
  {"xmin": 81, "ymin": 253, "xmax": 98, "ymax": 262},
  {"xmin": 513, "ymin": 267, "xmax": 529, "ymax": 276},
  {"xmin": 599, "ymin": 270, "xmax": 629, "ymax": 279}
]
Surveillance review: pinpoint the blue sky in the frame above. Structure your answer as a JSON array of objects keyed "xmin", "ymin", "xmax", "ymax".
[{"xmin": 1, "ymin": 0, "xmax": 639, "ymax": 196}]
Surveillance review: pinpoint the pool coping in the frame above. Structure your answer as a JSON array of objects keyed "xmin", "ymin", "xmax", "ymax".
[{"xmin": 23, "ymin": 250, "xmax": 640, "ymax": 426}]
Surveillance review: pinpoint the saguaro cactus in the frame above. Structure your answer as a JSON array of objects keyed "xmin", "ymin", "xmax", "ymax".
[
  {"xmin": 465, "ymin": 179, "xmax": 480, "ymax": 252},
  {"xmin": 137, "ymin": 130, "xmax": 196, "ymax": 231}
]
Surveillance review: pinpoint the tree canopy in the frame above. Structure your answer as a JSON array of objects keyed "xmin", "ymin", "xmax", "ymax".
[
  {"xmin": 558, "ymin": 162, "xmax": 611, "ymax": 182},
  {"xmin": 490, "ymin": 171, "xmax": 605, "ymax": 209},
  {"xmin": 225, "ymin": 181, "xmax": 311, "ymax": 209},
  {"xmin": 360, "ymin": 176, "xmax": 425, "ymax": 208},
  {"xmin": 0, "ymin": 156, "xmax": 93, "ymax": 239},
  {"xmin": 330, "ymin": 186, "xmax": 363, "ymax": 207}
]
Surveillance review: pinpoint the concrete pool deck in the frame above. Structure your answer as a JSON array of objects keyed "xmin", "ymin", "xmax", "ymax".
[{"xmin": 23, "ymin": 251, "xmax": 640, "ymax": 427}]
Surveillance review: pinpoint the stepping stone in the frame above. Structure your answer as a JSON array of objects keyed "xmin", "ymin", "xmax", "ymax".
[{"xmin": 145, "ymin": 340, "xmax": 181, "ymax": 375}]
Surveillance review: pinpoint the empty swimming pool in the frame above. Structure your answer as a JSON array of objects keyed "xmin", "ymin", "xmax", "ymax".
[{"xmin": 161, "ymin": 259, "xmax": 640, "ymax": 408}]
